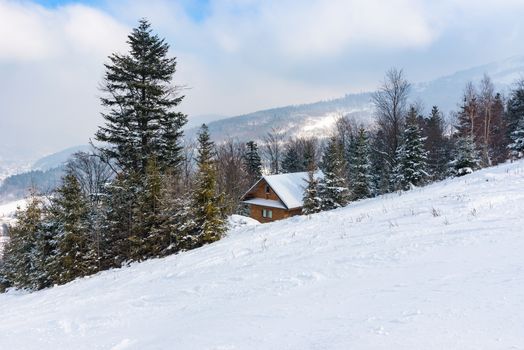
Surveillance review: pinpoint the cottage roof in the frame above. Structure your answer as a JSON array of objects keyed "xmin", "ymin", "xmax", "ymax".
[{"xmin": 242, "ymin": 171, "xmax": 323, "ymax": 210}]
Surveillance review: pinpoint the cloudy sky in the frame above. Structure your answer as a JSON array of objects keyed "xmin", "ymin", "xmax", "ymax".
[{"xmin": 1, "ymin": 0, "xmax": 524, "ymax": 159}]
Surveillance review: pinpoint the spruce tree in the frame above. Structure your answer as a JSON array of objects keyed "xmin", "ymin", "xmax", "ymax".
[
  {"xmin": 318, "ymin": 136, "xmax": 350, "ymax": 210},
  {"xmin": 425, "ymin": 106, "xmax": 449, "ymax": 180},
  {"xmin": 243, "ymin": 141, "xmax": 262, "ymax": 183},
  {"xmin": 392, "ymin": 108, "xmax": 429, "ymax": 190},
  {"xmin": 505, "ymin": 81, "xmax": 524, "ymax": 138},
  {"xmin": 281, "ymin": 145, "xmax": 302, "ymax": 173},
  {"xmin": 191, "ymin": 125, "xmax": 226, "ymax": 246},
  {"xmin": 302, "ymin": 168, "xmax": 322, "ymax": 215},
  {"xmin": 99, "ymin": 173, "xmax": 139, "ymax": 268},
  {"xmin": 369, "ymin": 130, "xmax": 391, "ymax": 195},
  {"xmin": 351, "ymin": 127, "xmax": 373, "ymax": 200},
  {"xmin": 95, "ymin": 19, "xmax": 187, "ymax": 174},
  {"xmin": 0, "ymin": 193, "xmax": 44, "ymax": 290},
  {"xmin": 132, "ymin": 158, "xmax": 167, "ymax": 259},
  {"xmin": 47, "ymin": 172, "xmax": 97, "ymax": 285},
  {"xmin": 449, "ymin": 137, "xmax": 481, "ymax": 176},
  {"xmin": 508, "ymin": 118, "xmax": 524, "ymax": 159}
]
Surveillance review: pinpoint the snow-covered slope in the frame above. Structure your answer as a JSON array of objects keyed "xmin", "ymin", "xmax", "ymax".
[{"xmin": 1, "ymin": 161, "xmax": 524, "ymax": 349}]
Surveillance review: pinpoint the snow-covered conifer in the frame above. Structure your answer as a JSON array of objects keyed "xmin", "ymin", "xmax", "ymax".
[
  {"xmin": 191, "ymin": 124, "xmax": 226, "ymax": 246},
  {"xmin": 244, "ymin": 141, "xmax": 262, "ymax": 182},
  {"xmin": 508, "ymin": 118, "xmax": 524, "ymax": 159},
  {"xmin": 319, "ymin": 136, "xmax": 350, "ymax": 210},
  {"xmin": 302, "ymin": 168, "xmax": 322, "ymax": 215},
  {"xmin": 449, "ymin": 137, "xmax": 481, "ymax": 176},
  {"xmin": 392, "ymin": 108, "xmax": 429, "ymax": 190},
  {"xmin": 350, "ymin": 127, "xmax": 373, "ymax": 200}
]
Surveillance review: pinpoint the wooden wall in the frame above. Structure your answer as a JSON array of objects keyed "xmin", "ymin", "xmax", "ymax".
[
  {"xmin": 249, "ymin": 204, "xmax": 302, "ymax": 223},
  {"xmin": 246, "ymin": 179, "xmax": 280, "ymax": 201}
]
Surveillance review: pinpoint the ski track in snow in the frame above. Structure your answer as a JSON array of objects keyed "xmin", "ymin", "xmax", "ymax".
[{"xmin": 1, "ymin": 161, "xmax": 524, "ymax": 349}]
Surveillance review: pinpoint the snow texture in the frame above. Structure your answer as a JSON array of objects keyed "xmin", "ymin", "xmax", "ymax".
[{"xmin": 1, "ymin": 161, "xmax": 524, "ymax": 349}]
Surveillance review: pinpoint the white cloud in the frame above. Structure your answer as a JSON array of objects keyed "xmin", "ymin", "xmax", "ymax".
[
  {"xmin": 0, "ymin": 1, "xmax": 128, "ymax": 62},
  {"xmin": 0, "ymin": 0, "xmax": 129, "ymax": 159}
]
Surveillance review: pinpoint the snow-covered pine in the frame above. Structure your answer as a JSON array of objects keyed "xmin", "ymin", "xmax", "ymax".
[
  {"xmin": 243, "ymin": 141, "xmax": 262, "ymax": 183},
  {"xmin": 425, "ymin": 106, "xmax": 449, "ymax": 180},
  {"xmin": 95, "ymin": 19, "xmax": 187, "ymax": 175},
  {"xmin": 99, "ymin": 173, "xmax": 140, "ymax": 269},
  {"xmin": 46, "ymin": 172, "xmax": 98, "ymax": 285},
  {"xmin": 369, "ymin": 130, "xmax": 392, "ymax": 195},
  {"xmin": 350, "ymin": 127, "xmax": 373, "ymax": 200},
  {"xmin": 505, "ymin": 81, "xmax": 524, "ymax": 137},
  {"xmin": 132, "ymin": 158, "xmax": 166, "ymax": 260},
  {"xmin": 0, "ymin": 193, "xmax": 45, "ymax": 291},
  {"xmin": 319, "ymin": 136, "xmax": 350, "ymax": 210},
  {"xmin": 302, "ymin": 169, "xmax": 322, "ymax": 215},
  {"xmin": 508, "ymin": 118, "xmax": 524, "ymax": 159},
  {"xmin": 448, "ymin": 136, "xmax": 481, "ymax": 176},
  {"xmin": 191, "ymin": 124, "xmax": 227, "ymax": 246},
  {"xmin": 392, "ymin": 108, "xmax": 429, "ymax": 190},
  {"xmin": 281, "ymin": 145, "xmax": 302, "ymax": 173}
]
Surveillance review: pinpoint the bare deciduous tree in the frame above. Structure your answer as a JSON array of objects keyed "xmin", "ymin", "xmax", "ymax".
[
  {"xmin": 66, "ymin": 151, "xmax": 113, "ymax": 205},
  {"xmin": 264, "ymin": 128, "xmax": 285, "ymax": 174},
  {"xmin": 215, "ymin": 139, "xmax": 250, "ymax": 215},
  {"xmin": 372, "ymin": 68, "xmax": 411, "ymax": 162}
]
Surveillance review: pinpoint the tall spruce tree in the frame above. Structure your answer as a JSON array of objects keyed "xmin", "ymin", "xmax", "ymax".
[
  {"xmin": 95, "ymin": 19, "xmax": 187, "ymax": 174},
  {"xmin": 318, "ymin": 136, "xmax": 350, "ymax": 210},
  {"xmin": 392, "ymin": 107, "xmax": 429, "ymax": 190},
  {"xmin": 244, "ymin": 141, "xmax": 262, "ymax": 183},
  {"xmin": 351, "ymin": 128, "xmax": 373, "ymax": 200},
  {"xmin": 191, "ymin": 125, "xmax": 226, "ymax": 246}
]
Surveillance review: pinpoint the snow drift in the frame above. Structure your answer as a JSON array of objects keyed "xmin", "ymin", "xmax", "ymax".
[{"xmin": 1, "ymin": 161, "xmax": 524, "ymax": 349}]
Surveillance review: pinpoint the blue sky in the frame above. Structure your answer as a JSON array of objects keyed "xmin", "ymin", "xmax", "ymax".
[
  {"xmin": 34, "ymin": 0, "xmax": 211, "ymax": 21},
  {"xmin": 1, "ymin": 0, "xmax": 524, "ymax": 158}
]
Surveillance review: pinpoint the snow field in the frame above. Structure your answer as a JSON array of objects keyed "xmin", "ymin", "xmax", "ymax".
[{"xmin": 0, "ymin": 161, "xmax": 524, "ymax": 349}]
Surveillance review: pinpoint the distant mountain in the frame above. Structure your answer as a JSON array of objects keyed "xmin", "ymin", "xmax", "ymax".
[
  {"xmin": 0, "ymin": 167, "xmax": 64, "ymax": 203},
  {"xmin": 185, "ymin": 93, "xmax": 374, "ymax": 142},
  {"xmin": 32, "ymin": 145, "xmax": 91, "ymax": 171},
  {"xmin": 187, "ymin": 55, "xmax": 524, "ymax": 143},
  {"xmin": 411, "ymin": 55, "xmax": 524, "ymax": 113},
  {"xmin": 0, "ymin": 145, "xmax": 90, "ymax": 203},
  {"xmin": 186, "ymin": 114, "xmax": 227, "ymax": 129}
]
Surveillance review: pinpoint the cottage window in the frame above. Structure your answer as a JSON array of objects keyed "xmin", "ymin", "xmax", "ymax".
[
  {"xmin": 262, "ymin": 209, "xmax": 273, "ymax": 218},
  {"xmin": 265, "ymin": 184, "xmax": 271, "ymax": 194}
]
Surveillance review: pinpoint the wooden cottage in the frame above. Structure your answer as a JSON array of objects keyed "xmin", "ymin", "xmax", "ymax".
[{"xmin": 241, "ymin": 172, "xmax": 319, "ymax": 223}]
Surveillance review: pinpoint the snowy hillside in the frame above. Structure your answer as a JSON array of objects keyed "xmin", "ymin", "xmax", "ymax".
[{"xmin": 1, "ymin": 161, "xmax": 524, "ymax": 349}]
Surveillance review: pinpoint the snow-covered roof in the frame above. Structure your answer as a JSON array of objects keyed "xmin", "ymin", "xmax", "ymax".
[
  {"xmin": 242, "ymin": 171, "xmax": 323, "ymax": 210},
  {"xmin": 242, "ymin": 198, "xmax": 287, "ymax": 209}
]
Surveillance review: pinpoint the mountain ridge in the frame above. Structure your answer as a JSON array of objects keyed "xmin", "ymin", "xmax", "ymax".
[{"xmin": 186, "ymin": 55, "xmax": 524, "ymax": 142}]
